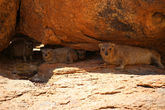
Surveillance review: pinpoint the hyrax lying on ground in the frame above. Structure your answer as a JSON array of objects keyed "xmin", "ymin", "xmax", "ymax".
[
  {"xmin": 7, "ymin": 37, "xmax": 33, "ymax": 62},
  {"xmin": 41, "ymin": 47, "xmax": 86, "ymax": 64},
  {"xmin": 99, "ymin": 43, "xmax": 164, "ymax": 69}
]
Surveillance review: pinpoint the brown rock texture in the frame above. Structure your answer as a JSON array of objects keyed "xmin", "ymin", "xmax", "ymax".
[
  {"xmin": 19, "ymin": 0, "xmax": 165, "ymax": 54},
  {"xmin": 0, "ymin": 0, "xmax": 19, "ymax": 51}
]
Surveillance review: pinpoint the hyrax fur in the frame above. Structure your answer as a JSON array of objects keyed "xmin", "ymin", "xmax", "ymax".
[
  {"xmin": 76, "ymin": 50, "xmax": 86, "ymax": 60},
  {"xmin": 99, "ymin": 43, "xmax": 164, "ymax": 69},
  {"xmin": 8, "ymin": 37, "xmax": 33, "ymax": 62},
  {"xmin": 41, "ymin": 47, "xmax": 83, "ymax": 64}
]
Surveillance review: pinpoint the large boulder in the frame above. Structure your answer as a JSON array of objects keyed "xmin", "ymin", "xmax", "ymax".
[
  {"xmin": 19, "ymin": 0, "xmax": 165, "ymax": 55},
  {"xmin": 0, "ymin": 0, "xmax": 19, "ymax": 51}
]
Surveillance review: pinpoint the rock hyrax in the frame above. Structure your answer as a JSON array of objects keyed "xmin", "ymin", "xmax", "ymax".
[
  {"xmin": 99, "ymin": 43, "xmax": 164, "ymax": 69},
  {"xmin": 41, "ymin": 47, "xmax": 79, "ymax": 64},
  {"xmin": 8, "ymin": 37, "xmax": 33, "ymax": 62},
  {"xmin": 76, "ymin": 50, "xmax": 86, "ymax": 60}
]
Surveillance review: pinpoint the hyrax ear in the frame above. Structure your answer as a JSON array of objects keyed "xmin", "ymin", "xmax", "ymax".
[
  {"xmin": 110, "ymin": 43, "xmax": 115, "ymax": 47},
  {"xmin": 112, "ymin": 43, "xmax": 115, "ymax": 47},
  {"xmin": 98, "ymin": 43, "xmax": 103, "ymax": 48}
]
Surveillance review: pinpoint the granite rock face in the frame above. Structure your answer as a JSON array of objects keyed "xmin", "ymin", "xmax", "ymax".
[
  {"xmin": 18, "ymin": 0, "xmax": 165, "ymax": 55},
  {"xmin": 0, "ymin": 0, "xmax": 19, "ymax": 51}
]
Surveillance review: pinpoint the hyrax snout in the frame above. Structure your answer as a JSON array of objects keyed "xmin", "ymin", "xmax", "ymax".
[{"xmin": 99, "ymin": 43, "xmax": 164, "ymax": 69}]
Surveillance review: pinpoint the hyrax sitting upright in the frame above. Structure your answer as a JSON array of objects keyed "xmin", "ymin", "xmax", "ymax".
[
  {"xmin": 7, "ymin": 37, "xmax": 33, "ymax": 62},
  {"xmin": 99, "ymin": 43, "xmax": 164, "ymax": 69},
  {"xmin": 41, "ymin": 47, "xmax": 79, "ymax": 64}
]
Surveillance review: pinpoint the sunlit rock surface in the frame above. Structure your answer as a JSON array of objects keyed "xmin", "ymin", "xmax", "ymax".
[{"xmin": 0, "ymin": 58, "xmax": 165, "ymax": 109}]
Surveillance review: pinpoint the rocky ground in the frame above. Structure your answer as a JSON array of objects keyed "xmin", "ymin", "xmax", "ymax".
[{"xmin": 0, "ymin": 56, "xmax": 165, "ymax": 110}]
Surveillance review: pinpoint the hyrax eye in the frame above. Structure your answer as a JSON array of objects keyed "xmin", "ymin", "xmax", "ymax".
[
  {"xmin": 109, "ymin": 48, "xmax": 112, "ymax": 51},
  {"xmin": 47, "ymin": 51, "xmax": 50, "ymax": 54},
  {"xmin": 102, "ymin": 48, "xmax": 105, "ymax": 51},
  {"xmin": 28, "ymin": 45, "xmax": 32, "ymax": 48},
  {"xmin": 44, "ymin": 54, "xmax": 48, "ymax": 57}
]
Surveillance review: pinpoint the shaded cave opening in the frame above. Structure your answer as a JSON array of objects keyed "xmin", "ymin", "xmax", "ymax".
[{"xmin": 0, "ymin": 34, "xmax": 100, "ymax": 81}]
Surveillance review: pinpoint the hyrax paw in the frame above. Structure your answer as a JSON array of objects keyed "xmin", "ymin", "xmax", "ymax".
[
  {"xmin": 159, "ymin": 64, "xmax": 164, "ymax": 69},
  {"xmin": 115, "ymin": 66, "xmax": 124, "ymax": 70},
  {"xmin": 100, "ymin": 63, "xmax": 108, "ymax": 67}
]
